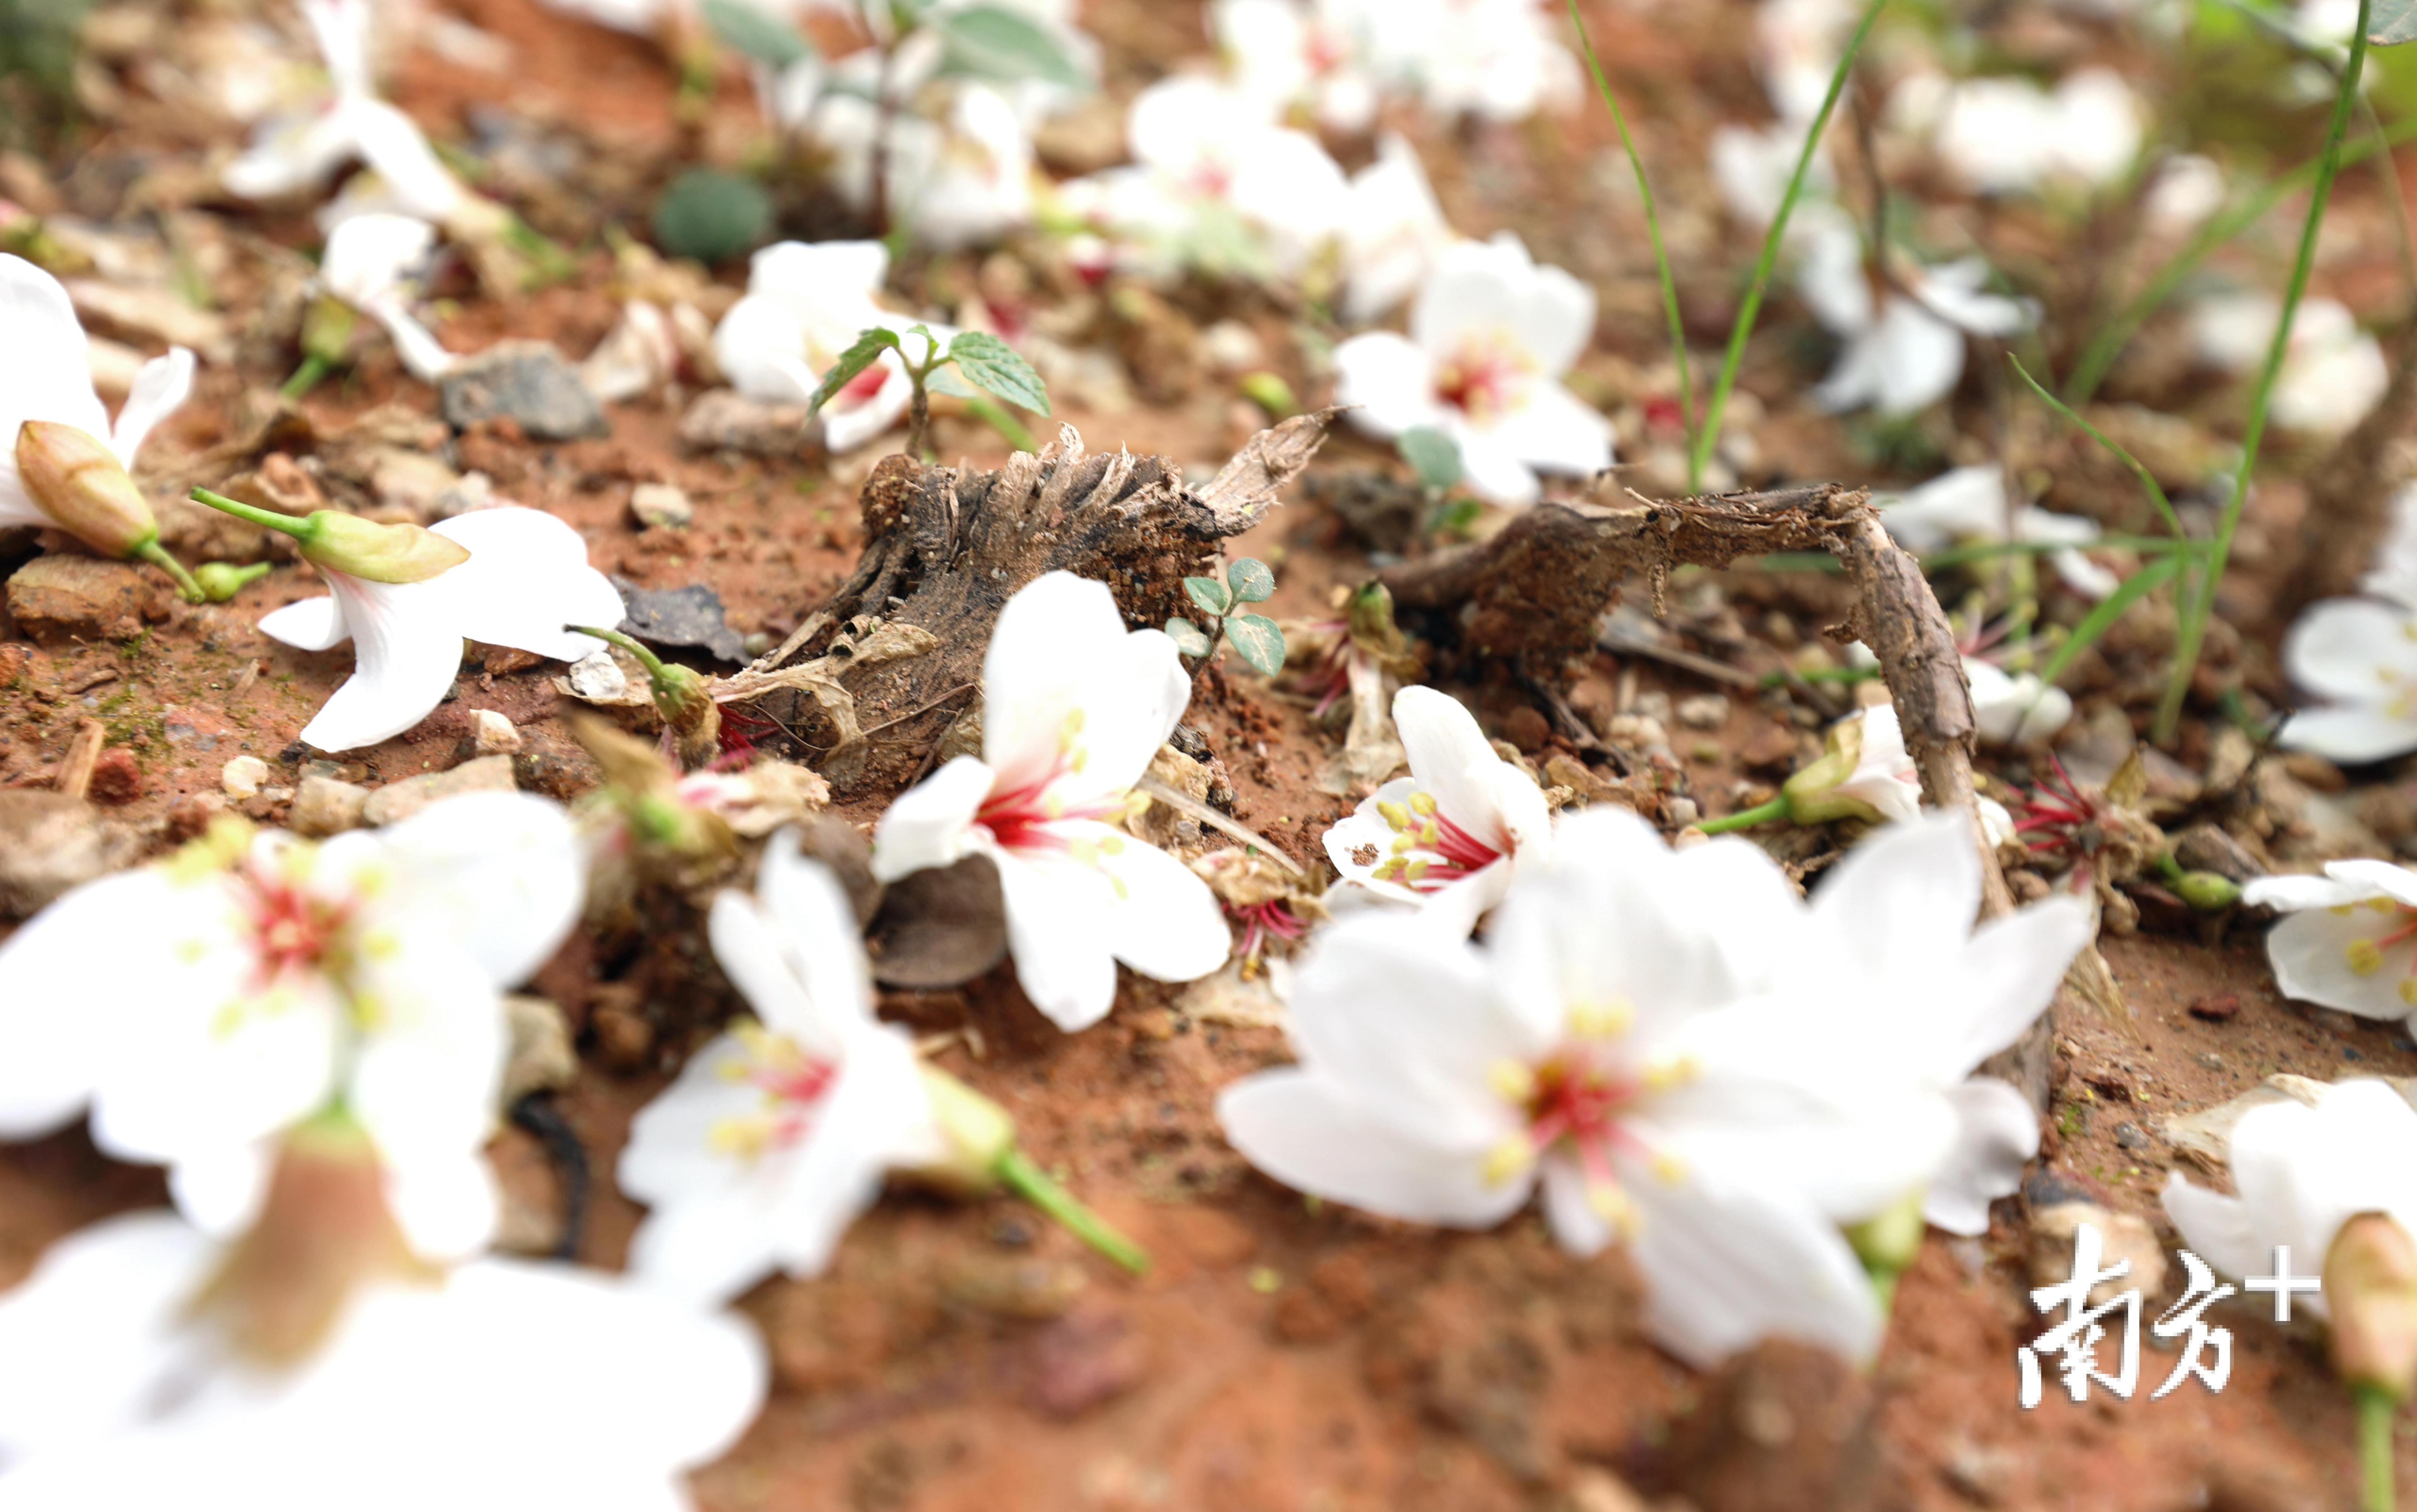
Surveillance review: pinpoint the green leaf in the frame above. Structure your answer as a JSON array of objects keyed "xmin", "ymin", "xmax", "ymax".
[
  {"xmin": 2374, "ymin": 0, "xmax": 2417, "ymax": 44},
  {"xmin": 1224, "ymin": 614, "xmax": 1286, "ymax": 677},
  {"xmin": 2039, "ymin": 554, "xmax": 2186, "ymax": 688},
  {"xmin": 925, "ymin": 365, "xmax": 979, "ymax": 398},
  {"xmin": 1164, "ymin": 617, "xmax": 1213, "ymax": 658},
  {"xmin": 1226, "ymin": 558, "xmax": 1275, "ymax": 604},
  {"xmin": 699, "ymin": 0, "xmax": 813, "ymax": 67},
  {"xmin": 805, "ymin": 327, "xmax": 902, "ymax": 418},
  {"xmin": 1397, "ymin": 426, "xmax": 1463, "ymax": 493},
  {"xmin": 947, "ymin": 331, "xmax": 1051, "ymax": 414},
  {"xmin": 650, "ymin": 168, "xmax": 774, "ymax": 264},
  {"xmin": 1183, "ymin": 576, "xmax": 1232, "ymax": 617},
  {"xmin": 934, "ymin": 5, "xmax": 1090, "ymax": 90}
]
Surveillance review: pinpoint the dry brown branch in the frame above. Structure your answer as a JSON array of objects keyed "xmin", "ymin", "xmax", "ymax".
[
  {"xmin": 1381, "ymin": 474, "xmax": 2065, "ymax": 1102},
  {"xmin": 733, "ymin": 410, "xmax": 1339, "ymax": 794}
]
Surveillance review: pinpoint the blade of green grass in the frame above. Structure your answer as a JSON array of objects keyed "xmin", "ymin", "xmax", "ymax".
[
  {"xmin": 2007, "ymin": 353, "xmax": 2184, "ymax": 539},
  {"xmin": 2156, "ymin": 0, "xmax": 2372, "ymax": 742},
  {"xmin": 2039, "ymin": 554, "xmax": 2186, "ymax": 687},
  {"xmin": 1690, "ymin": 0, "xmax": 1887, "ymax": 491},
  {"xmin": 1566, "ymin": 0, "xmax": 1694, "ymax": 449}
]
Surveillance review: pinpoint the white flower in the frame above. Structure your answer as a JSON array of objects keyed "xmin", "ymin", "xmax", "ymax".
[
  {"xmin": 1966, "ymin": 658, "xmax": 2074, "ymax": 747},
  {"xmin": 1786, "ymin": 813, "xmax": 2093, "ymax": 1234},
  {"xmin": 224, "ymin": 0, "xmax": 468, "ymax": 225},
  {"xmin": 2164, "ymin": 1078, "xmax": 2417, "ymax": 1320},
  {"xmin": 1376, "ymin": 0, "xmax": 1579, "ymax": 122},
  {"xmin": 1754, "ymin": 0, "xmax": 1862, "ymax": 122},
  {"xmin": 0, "ymin": 792, "xmax": 587, "ymax": 1261},
  {"xmin": 2275, "ymin": 598, "xmax": 2417, "ymax": 764},
  {"xmin": 2147, "ymin": 153, "xmax": 2228, "ymax": 232},
  {"xmin": 1806, "ymin": 254, "xmax": 2034, "ymax": 418},
  {"xmin": 318, "ymin": 213, "xmax": 457, "ymax": 382},
  {"xmin": 2192, "ymin": 293, "xmax": 2388, "ymax": 437},
  {"xmin": 1221, "ymin": 806, "xmax": 1934, "ymax": 1368},
  {"xmin": 711, "ymin": 240, "xmax": 937, "ymax": 454},
  {"xmin": 871, "ymin": 572, "xmax": 1230, "ymax": 1032},
  {"xmin": 260, "ymin": 506, "xmax": 625, "ymax": 753},
  {"xmin": 1321, "ymin": 685, "xmax": 1551, "ymax": 934},
  {"xmin": 1216, "ymin": 0, "xmax": 1381, "ymax": 134},
  {"xmin": 1709, "ymin": 120, "xmax": 1840, "ymax": 234},
  {"xmin": 1333, "ymin": 232, "xmax": 1613, "ymax": 507},
  {"xmin": 1071, "ymin": 75, "xmax": 1350, "ymax": 279},
  {"xmin": 779, "ymin": 53, "xmax": 1037, "ymax": 253},
  {"xmin": 1795, "ymin": 703, "xmax": 1923, "ymax": 827},
  {"xmin": 2363, "ymin": 482, "xmax": 2417, "ymax": 609},
  {"xmin": 1876, "ymin": 465, "xmax": 2118, "ymax": 600},
  {"xmin": 2244, "ymin": 859, "xmax": 2417, "ymax": 1024},
  {"xmin": 1908, "ymin": 68, "xmax": 2142, "ymax": 196},
  {"xmin": 0, "ymin": 254, "xmax": 194, "ymax": 541},
  {"xmin": 0, "ymin": 1208, "xmax": 765, "ymax": 1510},
  {"xmin": 1340, "ymin": 133, "xmax": 1456, "ymax": 325},
  {"xmin": 620, "ymin": 832, "xmax": 932, "ymax": 1304}
]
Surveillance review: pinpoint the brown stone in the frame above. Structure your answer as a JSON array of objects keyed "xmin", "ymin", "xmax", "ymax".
[
  {"xmin": 2189, "ymin": 992, "xmax": 2242, "ymax": 1022},
  {"xmin": 1501, "ymin": 705, "xmax": 1552, "ymax": 753},
  {"xmin": 86, "ymin": 747, "xmax": 142, "ymax": 804},
  {"xmin": 6, "ymin": 555, "xmax": 152, "ymax": 644}
]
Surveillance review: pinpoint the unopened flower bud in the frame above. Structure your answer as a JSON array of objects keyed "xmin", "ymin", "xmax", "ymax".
[
  {"xmin": 1846, "ymin": 1190, "xmax": 1928, "ymax": 1282},
  {"xmin": 908, "ymin": 1065, "xmax": 1016, "ymax": 1196},
  {"xmin": 14, "ymin": 420, "xmax": 158, "ymax": 559},
  {"xmin": 1782, "ymin": 713, "xmax": 1879, "ymax": 826},
  {"xmin": 194, "ymin": 560, "xmax": 273, "ymax": 602},
  {"xmin": 649, "ymin": 660, "xmax": 723, "ymax": 769},
  {"xmin": 294, "ymin": 511, "xmax": 471, "ymax": 583},
  {"xmin": 2327, "ymin": 1213, "xmax": 2417, "ymax": 1401},
  {"xmin": 184, "ymin": 1111, "xmax": 432, "ymax": 1365},
  {"xmin": 299, "ymin": 292, "xmax": 359, "ymax": 367},
  {"xmin": 2173, "ymin": 870, "xmax": 2243, "ymax": 912}
]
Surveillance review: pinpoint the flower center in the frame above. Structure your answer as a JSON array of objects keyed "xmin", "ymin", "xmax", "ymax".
[
  {"xmin": 2341, "ymin": 899, "xmax": 2417, "ymax": 1007},
  {"xmin": 710, "ymin": 1020, "xmax": 841, "ymax": 1160},
  {"xmin": 1483, "ymin": 1002, "xmax": 1693, "ymax": 1233},
  {"xmin": 236, "ymin": 861, "xmax": 355, "ymax": 991},
  {"xmin": 1433, "ymin": 332, "xmax": 1534, "ymax": 424},
  {"xmin": 1232, "ymin": 897, "xmax": 1305, "ymax": 964},
  {"xmin": 1367, "ymin": 788, "xmax": 1503, "ymax": 891},
  {"xmin": 975, "ymin": 708, "xmax": 1151, "ymax": 868}
]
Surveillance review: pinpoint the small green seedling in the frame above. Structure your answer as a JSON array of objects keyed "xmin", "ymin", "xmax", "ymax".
[
  {"xmin": 805, "ymin": 325, "xmax": 1050, "ymax": 459},
  {"xmin": 1397, "ymin": 426, "xmax": 1481, "ymax": 537},
  {"xmin": 1167, "ymin": 558, "xmax": 1285, "ymax": 677}
]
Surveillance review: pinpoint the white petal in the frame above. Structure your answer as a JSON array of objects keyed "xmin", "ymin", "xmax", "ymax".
[
  {"xmin": 708, "ymin": 891, "xmax": 824, "ymax": 1044},
  {"xmin": 107, "ymin": 348, "xmax": 195, "ymax": 470},
  {"xmin": 767, "ymin": 1023, "xmax": 928, "ymax": 1277},
  {"xmin": 372, "ymin": 791, "xmax": 584, "ymax": 986},
  {"xmin": 626, "ymin": 1177, "xmax": 783, "ymax": 1307},
  {"xmin": 2279, "ymin": 706, "xmax": 2417, "ymax": 764},
  {"xmin": 347, "ymin": 100, "xmax": 466, "ymax": 222},
  {"xmin": 1939, "ymin": 895, "xmax": 2095, "ymax": 1075},
  {"xmin": 1092, "ymin": 827, "xmax": 1230, "ymax": 983},
  {"xmin": 1332, "ymin": 331, "xmax": 1445, "ymax": 438},
  {"xmin": 165, "ymin": 1139, "xmax": 275, "ymax": 1238},
  {"xmin": 381, "ymin": 1143, "xmax": 501, "ymax": 1263},
  {"xmin": 981, "ymin": 572, "xmax": 1185, "ymax": 796},
  {"xmin": 346, "ymin": 944, "xmax": 505, "ymax": 1179},
  {"xmin": 1481, "ymin": 380, "xmax": 1615, "ymax": 478},
  {"xmin": 290, "ymin": 573, "xmax": 466, "ymax": 752},
  {"xmin": 0, "ymin": 868, "xmax": 183, "ymax": 1137},
  {"xmin": 2332, "ymin": 860, "xmax": 2417, "ymax": 907},
  {"xmin": 1624, "ymin": 1167, "xmax": 1884, "ymax": 1369},
  {"xmin": 756, "ymin": 830, "xmax": 876, "ymax": 1026},
  {"xmin": 1284, "ymin": 911, "xmax": 1536, "ymax": 1148},
  {"xmin": 2264, "ymin": 905, "xmax": 2417, "ymax": 1020},
  {"xmin": 869, "ymin": 755, "xmax": 991, "ymax": 882},
  {"xmin": 92, "ymin": 963, "xmax": 342, "ymax": 1168},
  {"xmin": 1922, "ymin": 1076, "xmax": 2038, "ymax": 1236},
  {"xmin": 991, "ymin": 845, "xmax": 1122, "ymax": 1031},
  {"xmin": 2284, "ymin": 598, "xmax": 2417, "ymax": 702},
  {"xmin": 1449, "ymin": 422, "xmax": 1545, "ymax": 508},
  {"xmin": 1390, "ymin": 686, "xmax": 1504, "ymax": 835},
  {"xmin": 1217, "ymin": 1071, "xmax": 1529, "ymax": 1228},
  {"xmin": 429, "ymin": 507, "xmax": 624, "ymax": 663},
  {"xmin": 1808, "ymin": 809, "xmax": 1980, "ymax": 982},
  {"xmin": 0, "ymin": 254, "xmax": 111, "ymax": 525},
  {"xmin": 258, "ymin": 594, "xmax": 352, "ymax": 651},
  {"xmin": 2159, "ymin": 1172, "xmax": 2266, "ymax": 1284}
]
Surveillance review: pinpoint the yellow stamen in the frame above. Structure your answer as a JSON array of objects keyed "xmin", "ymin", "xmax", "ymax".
[
  {"xmin": 1417, "ymin": 821, "xmax": 1440, "ymax": 847},
  {"xmin": 1483, "ymin": 1137, "xmax": 1535, "ymax": 1187},
  {"xmin": 1649, "ymin": 1150, "xmax": 1687, "ymax": 1186},
  {"xmin": 1566, "ymin": 999, "xmax": 1635, "ymax": 1039},
  {"xmin": 1488, "ymin": 1060, "xmax": 1537, "ymax": 1105},
  {"xmin": 2402, "ymin": 979, "xmax": 2417, "ymax": 1009},
  {"xmin": 2349, "ymin": 938, "xmax": 2388, "ymax": 975},
  {"xmin": 708, "ymin": 1115, "xmax": 771, "ymax": 1159},
  {"xmin": 1403, "ymin": 859, "xmax": 1430, "ymax": 883},
  {"xmin": 1377, "ymin": 800, "xmax": 1411, "ymax": 833},
  {"xmin": 1588, "ymin": 1180, "xmax": 1639, "ymax": 1237},
  {"xmin": 1641, "ymin": 1053, "xmax": 1700, "ymax": 1093},
  {"xmin": 1100, "ymin": 834, "xmax": 1126, "ymax": 856},
  {"xmin": 1408, "ymin": 791, "xmax": 1438, "ymax": 817}
]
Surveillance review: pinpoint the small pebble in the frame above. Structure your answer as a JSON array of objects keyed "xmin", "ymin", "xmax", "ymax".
[
  {"xmin": 566, "ymin": 649, "xmax": 629, "ymax": 701},
  {"xmin": 1675, "ymin": 694, "xmax": 1731, "ymax": 730},
  {"xmin": 2114, "ymin": 1123, "xmax": 2149, "ymax": 1151},
  {"xmin": 470, "ymin": 709, "xmax": 523, "ymax": 756},
  {"xmin": 2188, "ymin": 992, "xmax": 2241, "ymax": 1022},
  {"xmin": 2197, "ymin": 1052, "xmax": 2226, "ymax": 1070},
  {"xmin": 220, "ymin": 754, "xmax": 269, "ymax": 799},
  {"xmin": 1666, "ymin": 796, "xmax": 1701, "ymax": 828},
  {"xmin": 629, "ymin": 482, "xmax": 694, "ymax": 530},
  {"xmin": 290, "ymin": 775, "xmax": 371, "ymax": 837}
]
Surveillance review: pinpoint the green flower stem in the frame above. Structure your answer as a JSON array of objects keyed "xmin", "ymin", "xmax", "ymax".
[
  {"xmin": 567, "ymin": 624, "xmax": 662, "ymax": 677},
  {"xmin": 2363, "ymin": 1386, "xmax": 2398, "ymax": 1512},
  {"xmin": 1566, "ymin": 0, "xmax": 1694, "ymax": 453},
  {"xmin": 191, "ymin": 487, "xmax": 310, "ymax": 540},
  {"xmin": 996, "ymin": 1150, "xmax": 1149, "ymax": 1276},
  {"xmin": 133, "ymin": 538, "xmax": 206, "ymax": 603},
  {"xmin": 2154, "ymin": 0, "xmax": 2369, "ymax": 746},
  {"xmin": 1689, "ymin": 0, "xmax": 1886, "ymax": 491},
  {"xmin": 280, "ymin": 354, "xmax": 335, "ymax": 402},
  {"xmin": 965, "ymin": 393, "xmax": 1038, "ymax": 452},
  {"xmin": 2006, "ymin": 354, "xmax": 2182, "ymax": 541},
  {"xmin": 1695, "ymin": 794, "xmax": 1790, "ymax": 835}
]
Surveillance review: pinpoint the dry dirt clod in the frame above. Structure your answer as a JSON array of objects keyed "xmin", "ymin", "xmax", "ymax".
[
  {"xmin": 437, "ymin": 340, "xmax": 608, "ymax": 441},
  {"xmin": 6, "ymin": 555, "xmax": 153, "ymax": 644},
  {"xmin": 290, "ymin": 775, "xmax": 370, "ymax": 837},
  {"xmin": 0, "ymin": 790, "xmax": 144, "ymax": 919},
  {"xmin": 469, "ymin": 709, "xmax": 523, "ymax": 756}
]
